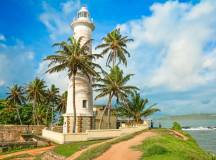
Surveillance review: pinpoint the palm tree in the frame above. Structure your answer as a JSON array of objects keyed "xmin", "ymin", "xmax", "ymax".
[
  {"xmin": 44, "ymin": 36, "xmax": 102, "ymax": 133},
  {"xmin": 36, "ymin": 104, "xmax": 47, "ymax": 125},
  {"xmin": 46, "ymin": 84, "xmax": 59, "ymax": 126},
  {"xmin": 6, "ymin": 84, "xmax": 25, "ymax": 125},
  {"xmin": 96, "ymin": 28, "xmax": 133, "ymax": 67},
  {"xmin": 117, "ymin": 93, "xmax": 160, "ymax": 124},
  {"xmin": 57, "ymin": 91, "xmax": 67, "ymax": 114},
  {"xmin": 0, "ymin": 100, "xmax": 17, "ymax": 124},
  {"xmin": 26, "ymin": 78, "xmax": 46, "ymax": 125},
  {"xmin": 94, "ymin": 66, "xmax": 138, "ymax": 129}
]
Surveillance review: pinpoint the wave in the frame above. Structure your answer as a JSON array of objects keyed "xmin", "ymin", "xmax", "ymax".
[{"xmin": 182, "ymin": 126, "xmax": 216, "ymax": 131}]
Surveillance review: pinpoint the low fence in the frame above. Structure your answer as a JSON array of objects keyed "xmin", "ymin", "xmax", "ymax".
[{"xmin": 42, "ymin": 125, "xmax": 148, "ymax": 144}]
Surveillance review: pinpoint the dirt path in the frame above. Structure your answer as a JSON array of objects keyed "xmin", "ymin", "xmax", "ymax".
[
  {"xmin": 0, "ymin": 146, "xmax": 55, "ymax": 160},
  {"xmin": 68, "ymin": 131, "xmax": 156, "ymax": 160},
  {"xmin": 95, "ymin": 131, "xmax": 156, "ymax": 160}
]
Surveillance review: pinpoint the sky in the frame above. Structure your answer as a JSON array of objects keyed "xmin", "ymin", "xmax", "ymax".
[{"xmin": 0, "ymin": 0, "xmax": 216, "ymax": 116}]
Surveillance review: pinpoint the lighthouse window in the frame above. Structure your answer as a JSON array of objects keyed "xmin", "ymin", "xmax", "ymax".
[
  {"xmin": 83, "ymin": 12, "xmax": 88, "ymax": 17},
  {"xmin": 78, "ymin": 12, "xmax": 88, "ymax": 18},
  {"xmin": 83, "ymin": 100, "xmax": 87, "ymax": 108}
]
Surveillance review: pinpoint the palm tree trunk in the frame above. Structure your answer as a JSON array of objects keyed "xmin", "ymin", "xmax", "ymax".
[
  {"xmin": 99, "ymin": 106, "xmax": 107, "ymax": 129},
  {"xmin": 32, "ymin": 100, "xmax": 36, "ymax": 125},
  {"xmin": 107, "ymin": 103, "xmax": 111, "ymax": 129},
  {"xmin": 33, "ymin": 97, "xmax": 39, "ymax": 125},
  {"xmin": 35, "ymin": 105, "xmax": 39, "ymax": 125},
  {"xmin": 99, "ymin": 95, "xmax": 112, "ymax": 129},
  {"xmin": 16, "ymin": 106, "xmax": 22, "ymax": 125},
  {"xmin": 72, "ymin": 74, "xmax": 76, "ymax": 133},
  {"xmin": 51, "ymin": 106, "xmax": 53, "ymax": 127},
  {"xmin": 45, "ymin": 107, "xmax": 49, "ymax": 126}
]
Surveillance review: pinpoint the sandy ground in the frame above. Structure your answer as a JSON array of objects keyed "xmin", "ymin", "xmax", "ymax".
[
  {"xmin": 94, "ymin": 131, "xmax": 156, "ymax": 160},
  {"xmin": 0, "ymin": 146, "xmax": 55, "ymax": 160}
]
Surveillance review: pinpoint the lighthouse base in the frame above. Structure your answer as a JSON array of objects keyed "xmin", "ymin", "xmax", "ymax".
[{"xmin": 63, "ymin": 114, "xmax": 94, "ymax": 133}]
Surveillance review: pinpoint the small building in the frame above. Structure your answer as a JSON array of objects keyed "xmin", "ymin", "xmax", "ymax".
[{"xmin": 93, "ymin": 105, "xmax": 117, "ymax": 129}]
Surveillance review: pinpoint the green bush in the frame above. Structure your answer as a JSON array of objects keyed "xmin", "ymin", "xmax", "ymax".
[
  {"xmin": 145, "ymin": 144, "xmax": 168, "ymax": 156},
  {"xmin": 172, "ymin": 122, "xmax": 182, "ymax": 131}
]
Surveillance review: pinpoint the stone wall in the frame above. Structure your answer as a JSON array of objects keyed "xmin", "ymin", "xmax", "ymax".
[
  {"xmin": 95, "ymin": 115, "xmax": 117, "ymax": 129},
  {"xmin": 0, "ymin": 125, "xmax": 45, "ymax": 135},
  {"xmin": 94, "ymin": 107, "xmax": 117, "ymax": 130},
  {"xmin": 65, "ymin": 116, "xmax": 93, "ymax": 133},
  {"xmin": 0, "ymin": 125, "xmax": 45, "ymax": 142},
  {"xmin": 0, "ymin": 130, "xmax": 24, "ymax": 142}
]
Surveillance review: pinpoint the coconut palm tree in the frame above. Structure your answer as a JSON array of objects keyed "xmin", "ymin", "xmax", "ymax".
[
  {"xmin": 0, "ymin": 100, "xmax": 17, "ymax": 124},
  {"xmin": 57, "ymin": 91, "xmax": 67, "ymax": 114},
  {"xmin": 6, "ymin": 84, "xmax": 25, "ymax": 125},
  {"xmin": 117, "ymin": 93, "xmax": 160, "ymax": 124},
  {"xmin": 44, "ymin": 36, "xmax": 102, "ymax": 133},
  {"xmin": 46, "ymin": 84, "xmax": 59, "ymax": 126},
  {"xmin": 26, "ymin": 78, "xmax": 46, "ymax": 125},
  {"xmin": 94, "ymin": 66, "xmax": 138, "ymax": 129},
  {"xmin": 96, "ymin": 28, "xmax": 133, "ymax": 67}
]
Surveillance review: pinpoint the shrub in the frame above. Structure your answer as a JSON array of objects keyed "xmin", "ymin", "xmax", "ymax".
[
  {"xmin": 145, "ymin": 144, "xmax": 168, "ymax": 156},
  {"xmin": 172, "ymin": 122, "xmax": 182, "ymax": 131}
]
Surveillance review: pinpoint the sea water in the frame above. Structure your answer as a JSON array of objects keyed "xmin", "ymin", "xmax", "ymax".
[{"xmin": 154, "ymin": 118, "xmax": 216, "ymax": 154}]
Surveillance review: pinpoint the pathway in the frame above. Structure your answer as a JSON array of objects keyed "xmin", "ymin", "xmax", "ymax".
[
  {"xmin": 95, "ymin": 131, "xmax": 156, "ymax": 160},
  {"xmin": 67, "ymin": 131, "xmax": 156, "ymax": 160}
]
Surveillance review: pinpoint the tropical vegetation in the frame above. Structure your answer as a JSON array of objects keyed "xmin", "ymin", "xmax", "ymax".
[
  {"xmin": 96, "ymin": 28, "xmax": 133, "ymax": 67},
  {"xmin": 93, "ymin": 66, "xmax": 138, "ymax": 128},
  {"xmin": 94, "ymin": 28, "xmax": 139, "ymax": 129},
  {"xmin": 116, "ymin": 92, "xmax": 160, "ymax": 125},
  {"xmin": 0, "ymin": 79, "xmax": 67, "ymax": 125}
]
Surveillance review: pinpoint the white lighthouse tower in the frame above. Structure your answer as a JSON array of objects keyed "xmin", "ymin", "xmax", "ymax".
[{"xmin": 63, "ymin": 6, "xmax": 95, "ymax": 133}]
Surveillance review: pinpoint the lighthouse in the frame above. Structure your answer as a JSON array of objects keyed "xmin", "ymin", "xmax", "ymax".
[{"xmin": 63, "ymin": 6, "xmax": 95, "ymax": 133}]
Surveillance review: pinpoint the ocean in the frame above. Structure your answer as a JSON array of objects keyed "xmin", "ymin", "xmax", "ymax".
[{"xmin": 154, "ymin": 116, "xmax": 216, "ymax": 154}]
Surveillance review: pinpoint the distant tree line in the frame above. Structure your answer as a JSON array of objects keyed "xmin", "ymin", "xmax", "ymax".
[{"xmin": 0, "ymin": 82, "xmax": 67, "ymax": 125}]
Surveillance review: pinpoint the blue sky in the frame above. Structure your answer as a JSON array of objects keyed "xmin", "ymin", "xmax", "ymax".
[{"xmin": 0, "ymin": 0, "xmax": 216, "ymax": 115}]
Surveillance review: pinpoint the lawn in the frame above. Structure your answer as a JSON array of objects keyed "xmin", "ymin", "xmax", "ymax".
[
  {"xmin": 53, "ymin": 140, "xmax": 104, "ymax": 157},
  {"xmin": 137, "ymin": 129, "xmax": 214, "ymax": 160}
]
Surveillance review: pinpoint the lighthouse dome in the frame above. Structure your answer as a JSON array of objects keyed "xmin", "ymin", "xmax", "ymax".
[{"xmin": 77, "ymin": 6, "xmax": 90, "ymax": 19}]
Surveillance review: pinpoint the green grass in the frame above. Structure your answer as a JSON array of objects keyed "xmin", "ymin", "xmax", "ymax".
[
  {"xmin": 76, "ymin": 129, "xmax": 146, "ymax": 160},
  {"xmin": 53, "ymin": 140, "xmax": 104, "ymax": 157},
  {"xmin": 137, "ymin": 129, "xmax": 213, "ymax": 160},
  {"xmin": 0, "ymin": 145, "xmax": 37, "ymax": 155}
]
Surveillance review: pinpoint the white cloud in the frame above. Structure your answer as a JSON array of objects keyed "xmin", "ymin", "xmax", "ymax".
[
  {"xmin": 0, "ymin": 34, "xmax": 5, "ymax": 41},
  {"xmin": 62, "ymin": 0, "xmax": 80, "ymax": 15},
  {"xmin": 39, "ymin": 0, "xmax": 80, "ymax": 41},
  {"xmin": 0, "ymin": 41, "xmax": 36, "ymax": 88},
  {"xmin": 36, "ymin": 61, "xmax": 68, "ymax": 93},
  {"xmin": 118, "ymin": 0, "xmax": 216, "ymax": 91},
  {"xmin": 0, "ymin": 80, "xmax": 5, "ymax": 86}
]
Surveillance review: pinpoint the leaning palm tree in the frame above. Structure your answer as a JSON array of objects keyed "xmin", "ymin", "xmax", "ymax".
[
  {"xmin": 94, "ymin": 66, "xmax": 138, "ymax": 129},
  {"xmin": 6, "ymin": 84, "xmax": 25, "ymax": 125},
  {"xmin": 117, "ymin": 93, "xmax": 160, "ymax": 124},
  {"xmin": 44, "ymin": 36, "xmax": 102, "ymax": 133},
  {"xmin": 46, "ymin": 84, "xmax": 59, "ymax": 126},
  {"xmin": 26, "ymin": 78, "xmax": 46, "ymax": 125},
  {"xmin": 96, "ymin": 28, "xmax": 133, "ymax": 67},
  {"xmin": 57, "ymin": 91, "xmax": 67, "ymax": 114}
]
